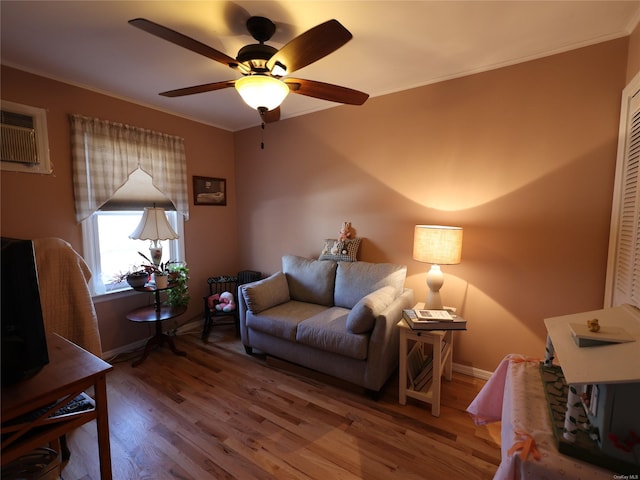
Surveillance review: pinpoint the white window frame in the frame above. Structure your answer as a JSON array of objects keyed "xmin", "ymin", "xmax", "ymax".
[{"xmin": 82, "ymin": 209, "xmax": 185, "ymax": 300}]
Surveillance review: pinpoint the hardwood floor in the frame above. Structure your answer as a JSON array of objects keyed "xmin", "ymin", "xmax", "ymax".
[{"xmin": 62, "ymin": 326, "xmax": 501, "ymax": 479}]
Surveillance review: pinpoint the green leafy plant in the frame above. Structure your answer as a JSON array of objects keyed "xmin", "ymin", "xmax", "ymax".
[
  {"xmin": 167, "ymin": 263, "xmax": 190, "ymax": 307},
  {"xmin": 137, "ymin": 252, "xmax": 175, "ymax": 275}
]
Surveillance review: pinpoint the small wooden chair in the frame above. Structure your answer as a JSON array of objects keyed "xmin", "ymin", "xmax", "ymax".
[{"xmin": 202, "ymin": 270, "xmax": 260, "ymax": 341}]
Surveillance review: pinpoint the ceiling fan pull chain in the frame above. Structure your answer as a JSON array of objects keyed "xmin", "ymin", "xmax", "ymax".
[{"xmin": 261, "ymin": 121, "xmax": 265, "ymax": 150}]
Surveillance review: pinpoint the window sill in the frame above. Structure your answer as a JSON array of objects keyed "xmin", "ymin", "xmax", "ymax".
[{"xmin": 92, "ymin": 288, "xmax": 145, "ymax": 304}]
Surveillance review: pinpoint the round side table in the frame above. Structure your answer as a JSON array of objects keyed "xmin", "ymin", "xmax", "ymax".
[{"xmin": 127, "ymin": 286, "xmax": 187, "ymax": 367}]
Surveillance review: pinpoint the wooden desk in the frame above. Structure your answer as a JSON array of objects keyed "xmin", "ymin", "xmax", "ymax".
[
  {"xmin": 544, "ymin": 304, "xmax": 640, "ymax": 384},
  {"xmin": 543, "ymin": 305, "xmax": 640, "ymax": 467},
  {"xmin": 1, "ymin": 333, "xmax": 113, "ymax": 479}
]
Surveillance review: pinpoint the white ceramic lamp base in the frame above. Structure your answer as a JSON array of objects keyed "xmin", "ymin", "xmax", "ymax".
[
  {"xmin": 149, "ymin": 244, "xmax": 162, "ymax": 266},
  {"xmin": 425, "ymin": 264, "xmax": 444, "ymax": 309}
]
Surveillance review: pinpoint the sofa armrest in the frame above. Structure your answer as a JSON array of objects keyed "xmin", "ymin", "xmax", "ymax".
[
  {"xmin": 238, "ymin": 284, "xmax": 251, "ymax": 346},
  {"xmin": 364, "ymin": 288, "xmax": 414, "ymax": 391},
  {"xmin": 239, "ymin": 272, "xmax": 290, "ymax": 345}
]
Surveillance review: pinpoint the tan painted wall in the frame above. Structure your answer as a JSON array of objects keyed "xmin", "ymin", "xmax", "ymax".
[
  {"xmin": 1, "ymin": 33, "xmax": 634, "ymax": 367},
  {"xmin": 1, "ymin": 66, "xmax": 237, "ymax": 353},
  {"xmin": 234, "ymin": 39, "xmax": 629, "ymax": 372},
  {"xmin": 627, "ymin": 21, "xmax": 640, "ymax": 82}
]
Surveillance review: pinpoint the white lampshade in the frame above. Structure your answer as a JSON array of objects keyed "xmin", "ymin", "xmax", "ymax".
[
  {"xmin": 129, "ymin": 207, "xmax": 179, "ymax": 242},
  {"xmin": 413, "ymin": 225, "xmax": 463, "ymax": 265},
  {"xmin": 413, "ymin": 225, "xmax": 463, "ymax": 309},
  {"xmin": 235, "ymin": 75, "xmax": 289, "ymax": 111},
  {"xmin": 130, "ymin": 207, "xmax": 179, "ymax": 268}
]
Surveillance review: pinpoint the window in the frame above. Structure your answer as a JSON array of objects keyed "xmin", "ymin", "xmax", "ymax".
[
  {"xmin": 70, "ymin": 114, "xmax": 189, "ymax": 298},
  {"xmin": 83, "ymin": 209, "xmax": 184, "ymax": 296}
]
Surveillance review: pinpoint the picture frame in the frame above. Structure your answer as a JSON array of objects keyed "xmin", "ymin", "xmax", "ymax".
[{"xmin": 193, "ymin": 176, "xmax": 226, "ymax": 206}]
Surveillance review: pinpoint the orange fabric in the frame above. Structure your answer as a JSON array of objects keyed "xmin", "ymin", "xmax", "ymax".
[
  {"xmin": 508, "ymin": 431, "xmax": 541, "ymax": 462},
  {"xmin": 510, "ymin": 356, "xmax": 541, "ymax": 364}
]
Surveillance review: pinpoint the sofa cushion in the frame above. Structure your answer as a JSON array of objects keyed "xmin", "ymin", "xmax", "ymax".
[
  {"xmin": 246, "ymin": 301, "xmax": 328, "ymax": 341},
  {"xmin": 346, "ymin": 285, "xmax": 396, "ymax": 334},
  {"xmin": 241, "ymin": 272, "xmax": 290, "ymax": 314},
  {"xmin": 296, "ymin": 307, "xmax": 368, "ymax": 360},
  {"xmin": 282, "ymin": 255, "xmax": 337, "ymax": 306},
  {"xmin": 334, "ymin": 261, "xmax": 407, "ymax": 309}
]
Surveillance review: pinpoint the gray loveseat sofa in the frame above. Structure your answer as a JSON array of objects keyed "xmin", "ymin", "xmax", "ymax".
[{"xmin": 238, "ymin": 255, "xmax": 414, "ymax": 393}]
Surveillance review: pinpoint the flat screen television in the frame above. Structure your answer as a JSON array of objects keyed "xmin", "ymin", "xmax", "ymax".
[{"xmin": 1, "ymin": 237, "xmax": 49, "ymax": 385}]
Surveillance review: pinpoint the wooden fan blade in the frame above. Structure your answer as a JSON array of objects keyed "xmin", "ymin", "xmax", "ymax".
[
  {"xmin": 266, "ymin": 19, "xmax": 352, "ymax": 75},
  {"xmin": 285, "ymin": 78, "xmax": 369, "ymax": 105},
  {"xmin": 260, "ymin": 107, "xmax": 281, "ymax": 123},
  {"xmin": 129, "ymin": 18, "xmax": 239, "ymax": 69},
  {"xmin": 160, "ymin": 80, "xmax": 235, "ymax": 97}
]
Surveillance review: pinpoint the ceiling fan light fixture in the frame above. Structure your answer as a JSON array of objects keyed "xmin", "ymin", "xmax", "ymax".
[{"xmin": 235, "ymin": 75, "xmax": 289, "ymax": 111}]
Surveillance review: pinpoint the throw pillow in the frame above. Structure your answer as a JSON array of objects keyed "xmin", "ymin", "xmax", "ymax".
[
  {"xmin": 318, "ymin": 237, "xmax": 361, "ymax": 262},
  {"xmin": 282, "ymin": 255, "xmax": 337, "ymax": 306},
  {"xmin": 241, "ymin": 271, "xmax": 290, "ymax": 314},
  {"xmin": 346, "ymin": 285, "xmax": 397, "ymax": 334}
]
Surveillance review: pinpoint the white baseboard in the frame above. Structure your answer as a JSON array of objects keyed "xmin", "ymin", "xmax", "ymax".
[
  {"xmin": 453, "ymin": 362, "xmax": 493, "ymax": 380},
  {"xmin": 101, "ymin": 338, "xmax": 149, "ymax": 362}
]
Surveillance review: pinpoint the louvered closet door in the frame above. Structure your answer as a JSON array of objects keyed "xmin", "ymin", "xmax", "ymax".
[{"xmin": 606, "ymin": 73, "xmax": 640, "ymax": 308}]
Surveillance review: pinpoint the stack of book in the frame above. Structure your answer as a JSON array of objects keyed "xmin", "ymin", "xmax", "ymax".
[
  {"xmin": 406, "ymin": 341, "xmax": 447, "ymax": 391},
  {"xmin": 403, "ymin": 309, "xmax": 467, "ymax": 330}
]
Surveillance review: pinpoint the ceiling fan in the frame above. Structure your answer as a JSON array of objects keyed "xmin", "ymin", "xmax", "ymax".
[{"xmin": 129, "ymin": 16, "xmax": 369, "ymax": 123}]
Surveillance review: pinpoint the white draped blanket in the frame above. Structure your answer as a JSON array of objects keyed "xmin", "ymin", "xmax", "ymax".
[{"xmin": 34, "ymin": 237, "xmax": 102, "ymax": 357}]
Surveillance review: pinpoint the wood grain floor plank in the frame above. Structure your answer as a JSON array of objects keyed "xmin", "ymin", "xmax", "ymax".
[{"xmin": 61, "ymin": 328, "xmax": 500, "ymax": 479}]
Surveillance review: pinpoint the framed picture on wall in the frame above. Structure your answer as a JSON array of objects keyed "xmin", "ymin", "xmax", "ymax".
[{"xmin": 193, "ymin": 176, "xmax": 226, "ymax": 206}]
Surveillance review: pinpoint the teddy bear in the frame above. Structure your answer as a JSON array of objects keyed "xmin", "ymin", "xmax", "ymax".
[
  {"xmin": 328, "ymin": 221, "xmax": 353, "ymax": 255},
  {"xmin": 587, "ymin": 318, "xmax": 600, "ymax": 332},
  {"xmin": 215, "ymin": 291, "xmax": 236, "ymax": 312},
  {"xmin": 339, "ymin": 221, "xmax": 352, "ymax": 241}
]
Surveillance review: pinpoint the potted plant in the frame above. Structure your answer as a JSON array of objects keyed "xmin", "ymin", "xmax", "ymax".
[
  {"xmin": 154, "ymin": 270, "xmax": 169, "ymax": 289},
  {"xmin": 167, "ymin": 263, "xmax": 190, "ymax": 307},
  {"xmin": 112, "ymin": 269, "xmax": 149, "ymax": 288},
  {"xmin": 111, "ymin": 252, "xmax": 169, "ymax": 290},
  {"xmin": 137, "ymin": 252, "xmax": 174, "ymax": 289}
]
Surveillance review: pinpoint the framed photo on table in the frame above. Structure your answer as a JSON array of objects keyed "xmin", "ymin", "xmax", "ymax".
[{"xmin": 193, "ymin": 176, "xmax": 226, "ymax": 206}]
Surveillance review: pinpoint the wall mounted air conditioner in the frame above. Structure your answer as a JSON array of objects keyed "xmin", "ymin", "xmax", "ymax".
[{"xmin": 1, "ymin": 100, "xmax": 51, "ymax": 174}]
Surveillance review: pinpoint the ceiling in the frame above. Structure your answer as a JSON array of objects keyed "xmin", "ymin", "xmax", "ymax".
[{"xmin": 2, "ymin": 1, "xmax": 639, "ymax": 132}]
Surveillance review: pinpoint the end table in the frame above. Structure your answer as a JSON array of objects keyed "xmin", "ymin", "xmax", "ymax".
[
  {"xmin": 398, "ymin": 304, "xmax": 459, "ymax": 416},
  {"xmin": 127, "ymin": 285, "xmax": 187, "ymax": 367}
]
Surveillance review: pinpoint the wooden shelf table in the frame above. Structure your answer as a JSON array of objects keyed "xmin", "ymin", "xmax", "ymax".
[
  {"xmin": 1, "ymin": 333, "xmax": 113, "ymax": 479},
  {"xmin": 398, "ymin": 319, "xmax": 454, "ymax": 416}
]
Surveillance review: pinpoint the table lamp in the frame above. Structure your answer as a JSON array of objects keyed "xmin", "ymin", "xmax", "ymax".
[
  {"xmin": 129, "ymin": 207, "xmax": 179, "ymax": 266},
  {"xmin": 413, "ymin": 225, "xmax": 463, "ymax": 309}
]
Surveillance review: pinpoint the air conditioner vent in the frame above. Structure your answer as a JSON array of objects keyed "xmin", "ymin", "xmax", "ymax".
[
  {"xmin": 1, "ymin": 110, "xmax": 39, "ymax": 165},
  {"xmin": 0, "ymin": 101, "xmax": 51, "ymax": 174}
]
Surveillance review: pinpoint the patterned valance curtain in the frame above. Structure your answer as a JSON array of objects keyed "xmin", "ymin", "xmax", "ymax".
[{"xmin": 70, "ymin": 114, "xmax": 189, "ymax": 222}]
